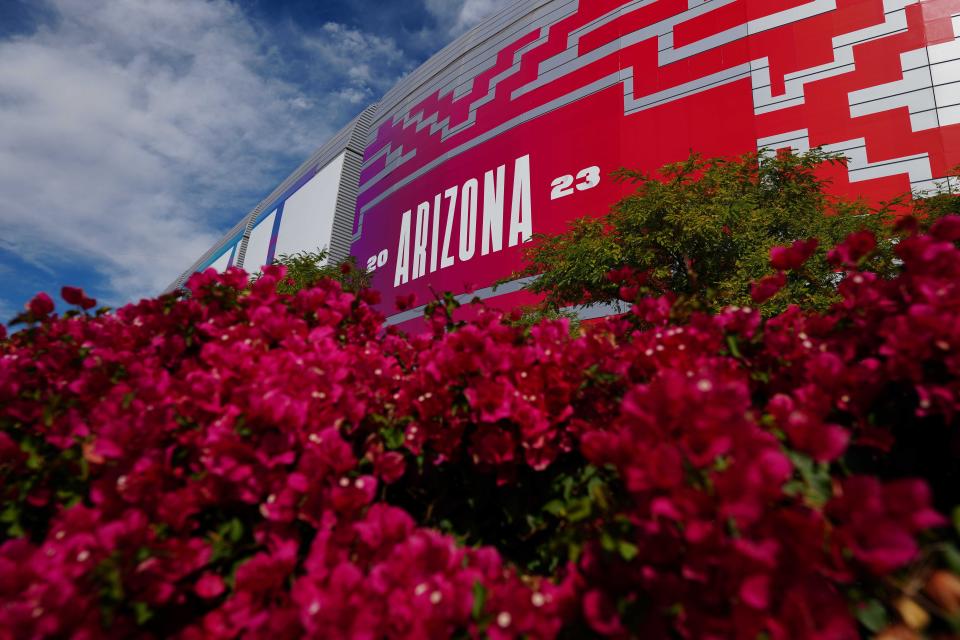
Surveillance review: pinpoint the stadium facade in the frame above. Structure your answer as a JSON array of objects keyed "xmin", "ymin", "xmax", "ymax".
[{"xmin": 170, "ymin": 0, "xmax": 960, "ymax": 326}]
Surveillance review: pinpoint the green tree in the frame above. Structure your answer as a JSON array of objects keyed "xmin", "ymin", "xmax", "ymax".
[
  {"xmin": 269, "ymin": 248, "xmax": 370, "ymax": 295},
  {"xmin": 516, "ymin": 150, "xmax": 953, "ymax": 316}
]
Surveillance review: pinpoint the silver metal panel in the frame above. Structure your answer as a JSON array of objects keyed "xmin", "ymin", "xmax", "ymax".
[
  {"xmin": 329, "ymin": 103, "xmax": 379, "ymax": 264},
  {"xmin": 383, "ymin": 276, "xmax": 538, "ymax": 326}
]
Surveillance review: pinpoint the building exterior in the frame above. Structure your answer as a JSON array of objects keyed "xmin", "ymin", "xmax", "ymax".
[
  {"xmin": 168, "ymin": 104, "xmax": 377, "ymax": 288},
  {"xmin": 171, "ymin": 0, "xmax": 960, "ymax": 326}
]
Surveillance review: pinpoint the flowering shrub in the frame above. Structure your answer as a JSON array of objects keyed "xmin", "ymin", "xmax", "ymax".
[{"xmin": 3, "ymin": 218, "xmax": 960, "ymax": 638}]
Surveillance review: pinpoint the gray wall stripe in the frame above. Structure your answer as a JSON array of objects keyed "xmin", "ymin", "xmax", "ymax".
[
  {"xmin": 383, "ymin": 276, "xmax": 539, "ymax": 326},
  {"xmin": 382, "ymin": 274, "xmax": 629, "ymax": 327}
]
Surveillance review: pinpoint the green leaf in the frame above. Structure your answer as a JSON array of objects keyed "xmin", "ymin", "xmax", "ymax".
[
  {"xmin": 952, "ymin": 506, "xmax": 960, "ymax": 537},
  {"xmin": 133, "ymin": 602, "xmax": 154, "ymax": 625},
  {"xmin": 0, "ymin": 503, "xmax": 18, "ymax": 524},
  {"xmin": 782, "ymin": 480, "xmax": 803, "ymax": 497},
  {"xmin": 949, "ymin": 613, "xmax": 960, "ymax": 635},
  {"xmin": 943, "ymin": 544, "xmax": 960, "ymax": 574},
  {"xmin": 856, "ymin": 599, "xmax": 888, "ymax": 633},
  {"xmin": 221, "ymin": 518, "xmax": 244, "ymax": 543},
  {"xmin": 725, "ymin": 334, "xmax": 743, "ymax": 359},
  {"xmin": 786, "ymin": 451, "xmax": 832, "ymax": 507},
  {"xmin": 97, "ymin": 558, "xmax": 125, "ymax": 603},
  {"xmin": 601, "ymin": 531, "xmax": 616, "ymax": 553},
  {"xmin": 0, "ymin": 503, "xmax": 27, "ymax": 538},
  {"xmin": 542, "ymin": 500, "xmax": 566, "ymax": 517},
  {"xmin": 566, "ymin": 498, "xmax": 592, "ymax": 523},
  {"xmin": 211, "ymin": 518, "xmax": 245, "ymax": 562},
  {"xmin": 381, "ymin": 426, "xmax": 405, "ymax": 450},
  {"xmin": 20, "ymin": 438, "xmax": 45, "ymax": 471},
  {"xmin": 471, "ymin": 581, "xmax": 488, "ymax": 621},
  {"xmin": 588, "ymin": 477, "xmax": 609, "ymax": 512},
  {"xmin": 618, "ymin": 540, "xmax": 639, "ymax": 562}
]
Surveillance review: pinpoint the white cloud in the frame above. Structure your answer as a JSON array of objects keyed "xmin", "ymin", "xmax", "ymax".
[
  {"xmin": 423, "ymin": 0, "xmax": 514, "ymax": 37},
  {"xmin": 300, "ymin": 22, "xmax": 414, "ymax": 107},
  {"xmin": 0, "ymin": 0, "xmax": 413, "ymax": 304}
]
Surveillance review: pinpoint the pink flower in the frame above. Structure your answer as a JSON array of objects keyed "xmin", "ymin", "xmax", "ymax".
[
  {"xmin": 330, "ymin": 475, "xmax": 377, "ymax": 513},
  {"xmin": 930, "ymin": 215, "xmax": 960, "ymax": 242},
  {"xmin": 470, "ymin": 427, "xmax": 516, "ymax": 467},
  {"xmin": 61, "ymin": 286, "xmax": 96, "ymax": 310},
  {"xmin": 768, "ymin": 394, "xmax": 850, "ymax": 461},
  {"xmin": 770, "ymin": 579, "xmax": 858, "ymax": 640},
  {"xmin": 372, "ymin": 451, "xmax": 406, "ymax": 485},
  {"xmin": 827, "ymin": 230, "xmax": 877, "ymax": 267},
  {"xmin": 26, "ymin": 292, "xmax": 55, "ymax": 317},
  {"xmin": 828, "ymin": 477, "xmax": 944, "ymax": 574},
  {"xmin": 740, "ymin": 574, "xmax": 771, "ymax": 610},
  {"xmin": 770, "ymin": 238, "xmax": 818, "ymax": 271},
  {"xmin": 464, "ymin": 379, "xmax": 514, "ymax": 423},
  {"xmin": 583, "ymin": 590, "xmax": 623, "ymax": 636},
  {"xmin": 196, "ymin": 573, "xmax": 226, "ymax": 599},
  {"xmin": 751, "ymin": 272, "xmax": 787, "ymax": 303},
  {"xmin": 395, "ymin": 293, "xmax": 417, "ymax": 311}
]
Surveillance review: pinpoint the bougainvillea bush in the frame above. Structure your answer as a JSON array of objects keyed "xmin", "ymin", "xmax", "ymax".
[{"xmin": 3, "ymin": 219, "xmax": 960, "ymax": 639}]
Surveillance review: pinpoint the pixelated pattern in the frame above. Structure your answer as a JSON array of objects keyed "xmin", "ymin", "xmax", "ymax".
[{"xmin": 356, "ymin": 0, "xmax": 960, "ymax": 238}]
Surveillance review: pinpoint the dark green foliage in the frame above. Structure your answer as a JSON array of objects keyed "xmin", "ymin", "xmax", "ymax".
[
  {"xmin": 516, "ymin": 150, "xmax": 954, "ymax": 315},
  {"xmin": 913, "ymin": 184, "xmax": 960, "ymax": 220}
]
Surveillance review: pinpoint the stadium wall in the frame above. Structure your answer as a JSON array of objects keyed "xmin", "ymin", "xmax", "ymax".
[{"xmin": 172, "ymin": 0, "xmax": 960, "ymax": 327}]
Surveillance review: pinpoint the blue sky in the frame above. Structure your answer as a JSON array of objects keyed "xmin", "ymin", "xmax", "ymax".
[{"xmin": 0, "ymin": 0, "xmax": 510, "ymax": 321}]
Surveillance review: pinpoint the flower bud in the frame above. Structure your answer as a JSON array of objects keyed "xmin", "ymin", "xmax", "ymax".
[
  {"xmin": 925, "ymin": 570, "xmax": 960, "ymax": 615},
  {"xmin": 894, "ymin": 597, "xmax": 930, "ymax": 631}
]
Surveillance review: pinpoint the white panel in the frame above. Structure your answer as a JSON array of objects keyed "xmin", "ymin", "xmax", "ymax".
[
  {"xmin": 910, "ymin": 110, "xmax": 941, "ymax": 131},
  {"xmin": 931, "ymin": 61, "xmax": 960, "ymax": 86},
  {"xmin": 273, "ymin": 152, "xmax": 347, "ymax": 261},
  {"xmin": 935, "ymin": 81, "xmax": 960, "ymax": 107},
  {"xmin": 210, "ymin": 247, "xmax": 233, "ymax": 272},
  {"xmin": 244, "ymin": 210, "xmax": 277, "ymax": 272},
  {"xmin": 938, "ymin": 103, "xmax": 960, "ymax": 127}
]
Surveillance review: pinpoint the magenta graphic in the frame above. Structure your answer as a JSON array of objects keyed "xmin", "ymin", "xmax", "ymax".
[{"xmin": 351, "ymin": 0, "xmax": 960, "ymax": 323}]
